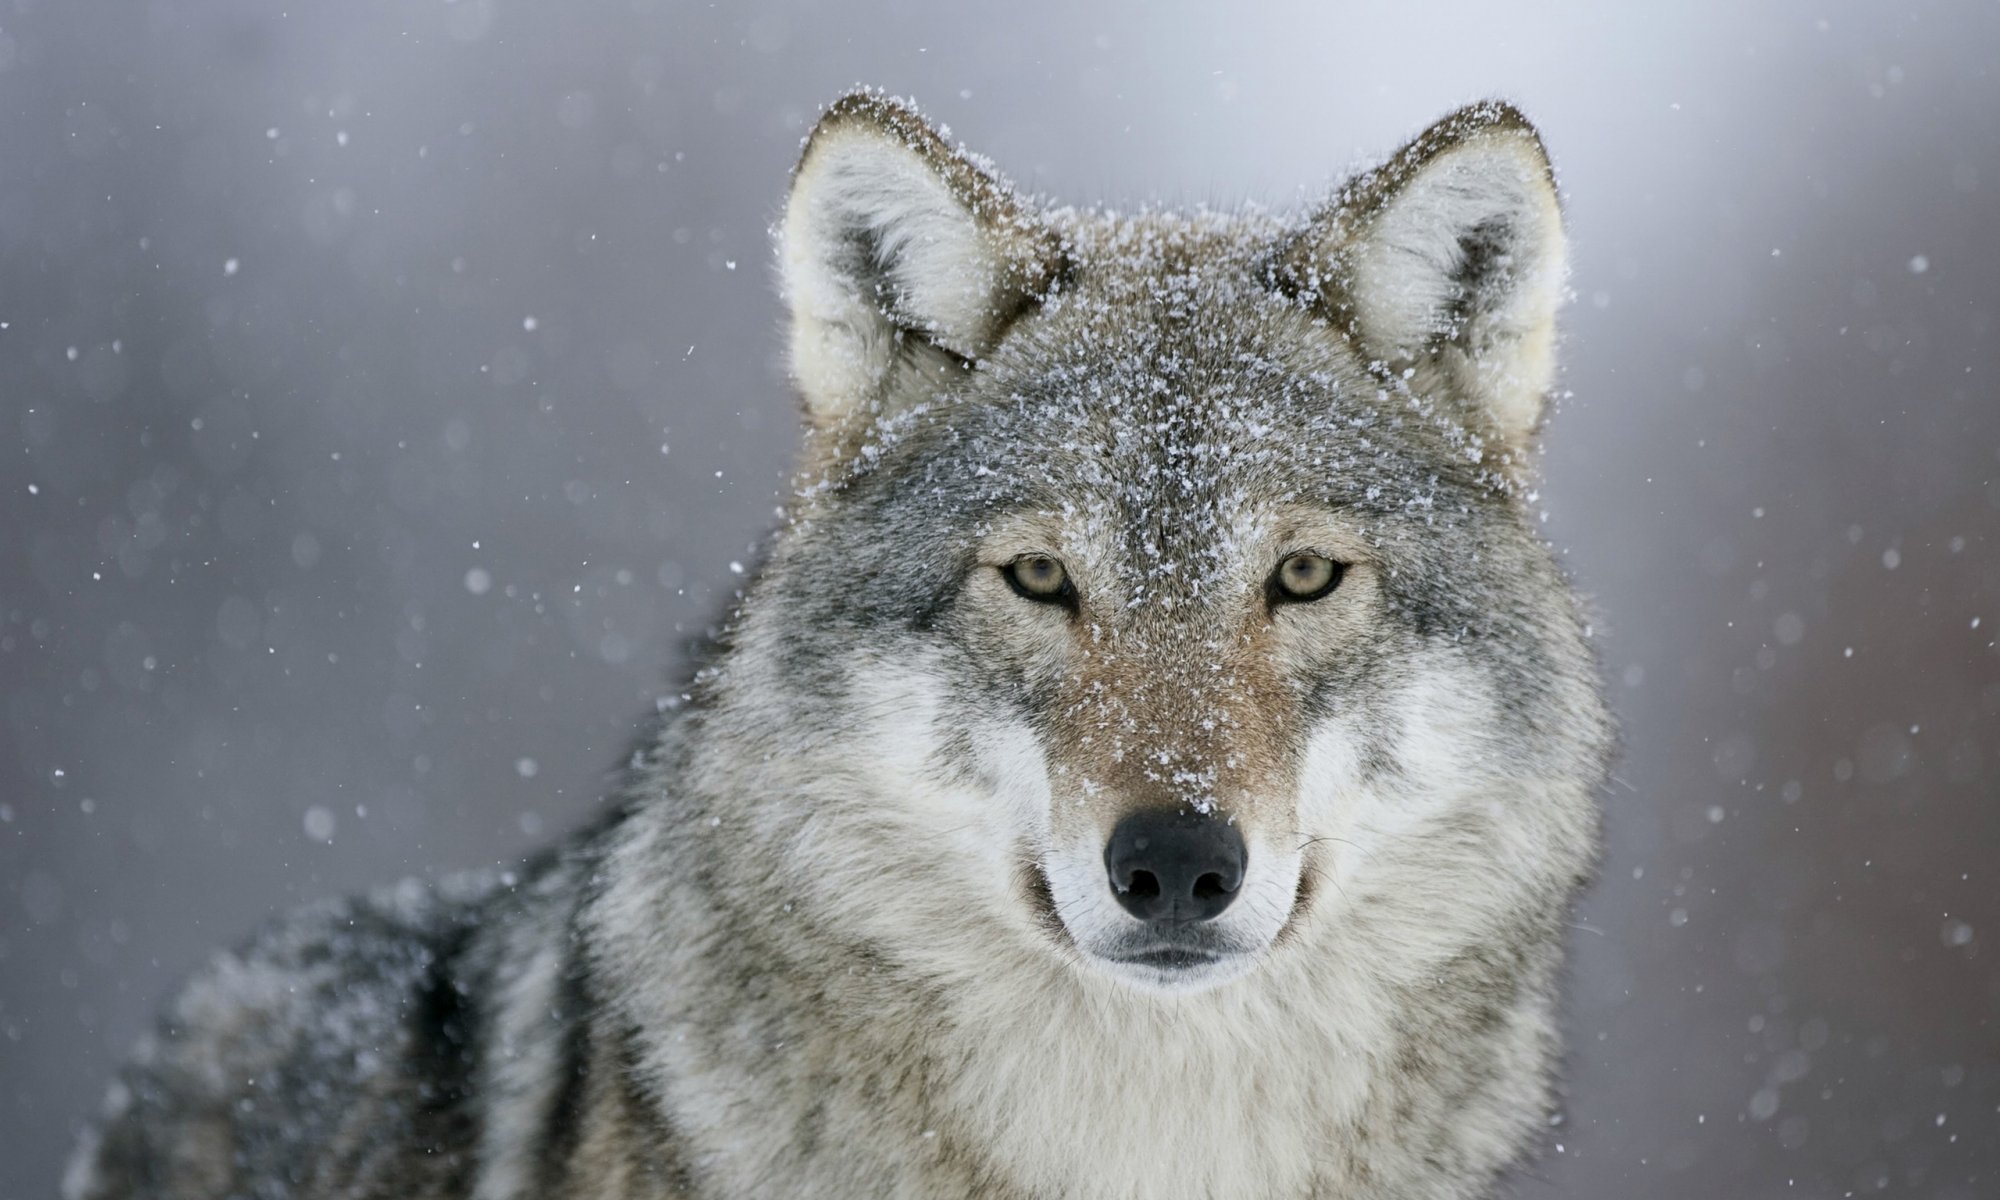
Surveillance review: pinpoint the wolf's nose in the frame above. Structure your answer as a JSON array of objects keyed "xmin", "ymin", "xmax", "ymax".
[{"xmin": 1103, "ymin": 808, "xmax": 1247, "ymax": 923}]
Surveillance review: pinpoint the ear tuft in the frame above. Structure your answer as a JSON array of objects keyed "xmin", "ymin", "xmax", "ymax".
[
  {"xmin": 780, "ymin": 91, "xmax": 1065, "ymax": 428},
  {"xmin": 1274, "ymin": 101, "xmax": 1567, "ymax": 454}
]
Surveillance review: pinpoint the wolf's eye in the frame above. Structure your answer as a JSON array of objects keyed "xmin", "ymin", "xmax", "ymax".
[
  {"xmin": 1269, "ymin": 552, "xmax": 1344, "ymax": 605},
  {"xmin": 1003, "ymin": 555, "xmax": 1073, "ymax": 606}
]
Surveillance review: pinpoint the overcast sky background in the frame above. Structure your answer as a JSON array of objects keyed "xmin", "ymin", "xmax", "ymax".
[{"xmin": 3, "ymin": 1, "xmax": 1997, "ymax": 1196}]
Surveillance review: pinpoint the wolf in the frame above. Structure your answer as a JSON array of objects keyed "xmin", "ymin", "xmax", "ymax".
[{"xmin": 66, "ymin": 91, "xmax": 1614, "ymax": 1200}]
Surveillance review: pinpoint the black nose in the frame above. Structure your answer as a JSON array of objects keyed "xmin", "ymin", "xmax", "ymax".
[{"xmin": 1103, "ymin": 808, "xmax": 1247, "ymax": 923}]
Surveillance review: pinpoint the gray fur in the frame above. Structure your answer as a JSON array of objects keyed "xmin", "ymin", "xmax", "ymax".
[{"xmin": 69, "ymin": 91, "xmax": 1614, "ymax": 1200}]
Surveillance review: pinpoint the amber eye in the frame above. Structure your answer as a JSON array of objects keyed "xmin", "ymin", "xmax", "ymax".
[
  {"xmin": 1269, "ymin": 552, "xmax": 1344, "ymax": 605},
  {"xmin": 1003, "ymin": 555, "xmax": 1074, "ymax": 606}
]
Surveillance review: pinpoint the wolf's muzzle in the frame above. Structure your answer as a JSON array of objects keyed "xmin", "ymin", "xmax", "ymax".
[{"xmin": 1103, "ymin": 808, "xmax": 1246, "ymax": 923}]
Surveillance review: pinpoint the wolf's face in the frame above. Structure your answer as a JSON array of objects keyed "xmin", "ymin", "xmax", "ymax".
[{"xmin": 727, "ymin": 96, "xmax": 1610, "ymax": 999}]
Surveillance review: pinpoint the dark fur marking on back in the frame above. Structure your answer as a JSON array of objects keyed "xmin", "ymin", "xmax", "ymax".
[{"xmin": 405, "ymin": 921, "xmax": 482, "ymax": 1193}]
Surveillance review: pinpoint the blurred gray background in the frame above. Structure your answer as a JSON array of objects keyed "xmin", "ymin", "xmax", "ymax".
[{"xmin": 3, "ymin": 0, "xmax": 1996, "ymax": 1195}]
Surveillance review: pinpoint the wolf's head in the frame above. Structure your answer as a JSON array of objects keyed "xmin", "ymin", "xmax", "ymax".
[{"xmin": 693, "ymin": 93, "xmax": 1611, "ymax": 1001}]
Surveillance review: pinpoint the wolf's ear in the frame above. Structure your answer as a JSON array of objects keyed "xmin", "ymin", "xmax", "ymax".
[
  {"xmin": 780, "ymin": 92, "xmax": 1065, "ymax": 428},
  {"xmin": 1275, "ymin": 102, "xmax": 1566, "ymax": 454}
]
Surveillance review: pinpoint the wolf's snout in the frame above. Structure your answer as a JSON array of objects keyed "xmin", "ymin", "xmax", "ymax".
[{"xmin": 1103, "ymin": 809, "xmax": 1247, "ymax": 922}]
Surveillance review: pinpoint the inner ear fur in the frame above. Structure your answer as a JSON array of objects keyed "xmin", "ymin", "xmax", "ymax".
[
  {"xmin": 1271, "ymin": 101, "xmax": 1568, "ymax": 458},
  {"xmin": 779, "ymin": 92, "xmax": 1067, "ymax": 431}
]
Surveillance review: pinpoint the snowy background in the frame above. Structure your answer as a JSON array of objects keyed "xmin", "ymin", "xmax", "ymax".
[{"xmin": 3, "ymin": 1, "xmax": 1998, "ymax": 1195}]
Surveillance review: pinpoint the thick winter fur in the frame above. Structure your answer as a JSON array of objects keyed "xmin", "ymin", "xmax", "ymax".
[{"xmin": 69, "ymin": 93, "xmax": 1614, "ymax": 1200}]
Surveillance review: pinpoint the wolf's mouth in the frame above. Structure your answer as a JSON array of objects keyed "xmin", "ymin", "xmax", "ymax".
[
  {"xmin": 1108, "ymin": 946, "xmax": 1222, "ymax": 971},
  {"xmin": 1020, "ymin": 860, "xmax": 1070, "ymax": 944}
]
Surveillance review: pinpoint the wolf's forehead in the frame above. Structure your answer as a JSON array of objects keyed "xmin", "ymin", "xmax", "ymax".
[{"xmin": 972, "ymin": 220, "xmax": 1368, "ymax": 566}]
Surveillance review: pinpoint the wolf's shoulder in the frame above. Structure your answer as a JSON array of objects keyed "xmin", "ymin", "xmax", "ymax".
[
  {"xmin": 157, "ymin": 870, "xmax": 500, "ymax": 1078},
  {"xmin": 65, "ymin": 871, "xmax": 514, "ymax": 1200}
]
